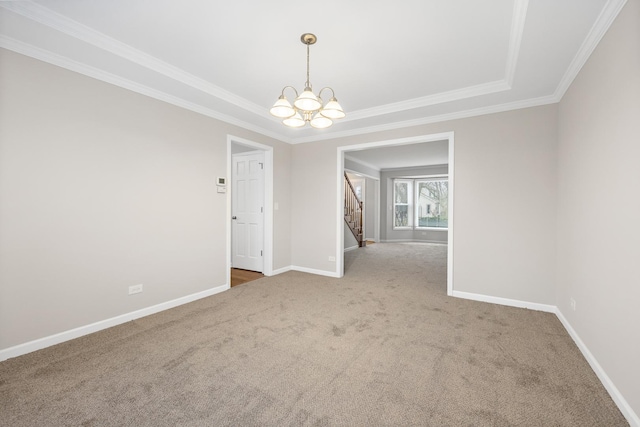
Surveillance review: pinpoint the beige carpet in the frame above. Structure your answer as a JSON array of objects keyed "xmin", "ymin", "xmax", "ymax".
[{"xmin": 0, "ymin": 243, "xmax": 627, "ymax": 426}]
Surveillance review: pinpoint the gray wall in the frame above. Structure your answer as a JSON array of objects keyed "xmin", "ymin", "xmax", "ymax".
[
  {"xmin": 557, "ymin": 0, "xmax": 640, "ymax": 416},
  {"xmin": 364, "ymin": 177, "xmax": 377, "ymax": 240},
  {"xmin": 0, "ymin": 49, "xmax": 292, "ymax": 350},
  {"xmin": 291, "ymin": 104, "xmax": 558, "ymax": 305},
  {"xmin": 2, "ymin": 1, "xmax": 638, "ymax": 418},
  {"xmin": 380, "ymin": 165, "xmax": 448, "ymax": 243}
]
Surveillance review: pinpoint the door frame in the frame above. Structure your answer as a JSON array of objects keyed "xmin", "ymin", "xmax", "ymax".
[
  {"xmin": 227, "ymin": 135, "xmax": 273, "ymax": 288},
  {"xmin": 336, "ymin": 132, "xmax": 455, "ymax": 296}
]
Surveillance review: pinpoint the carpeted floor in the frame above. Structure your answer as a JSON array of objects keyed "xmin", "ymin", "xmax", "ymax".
[{"xmin": 0, "ymin": 243, "xmax": 628, "ymax": 426}]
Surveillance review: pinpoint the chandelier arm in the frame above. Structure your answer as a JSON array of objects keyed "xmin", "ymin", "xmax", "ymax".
[
  {"xmin": 281, "ymin": 85, "xmax": 299, "ymax": 98},
  {"xmin": 273, "ymin": 33, "xmax": 343, "ymax": 128},
  {"xmin": 318, "ymin": 87, "xmax": 336, "ymax": 100}
]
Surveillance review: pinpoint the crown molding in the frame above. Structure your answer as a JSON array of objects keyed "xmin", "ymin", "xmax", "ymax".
[
  {"xmin": 0, "ymin": 35, "xmax": 292, "ymax": 145},
  {"xmin": 1, "ymin": 0, "xmax": 530, "ymax": 130},
  {"xmin": 505, "ymin": 0, "xmax": 529, "ymax": 87},
  {"xmin": 1, "ymin": 33, "xmax": 556, "ymax": 147},
  {"xmin": 343, "ymin": 0, "xmax": 528, "ymax": 122},
  {"xmin": 553, "ymin": 0, "xmax": 628, "ymax": 100},
  {"xmin": 0, "ymin": 1, "xmax": 268, "ymax": 118},
  {"xmin": 344, "ymin": 155, "xmax": 381, "ymax": 172},
  {"xmin": 291, "ymin": 94, "xmax": 558, "ymax": 144},
  {"xmin": 2, "ymin": 0, "xmax": 624, "ymax": 147},
  {"xmin": 344, "ymin": 79, "xmax": 511, "ymax": 122}
]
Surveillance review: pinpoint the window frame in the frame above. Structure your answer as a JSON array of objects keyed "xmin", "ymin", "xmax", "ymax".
[
  {"xmin": 392, "ymin": 179, "xmax": 413, "ymax": 229},
  {"xmin": 392, "ymin": 175, "xmax": 448, "ymax": 231}
]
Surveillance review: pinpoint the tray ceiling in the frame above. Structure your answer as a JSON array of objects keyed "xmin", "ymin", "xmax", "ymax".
[{"xmin": 0, "ymin": 0, "xmax": 627, "ymax": 144}]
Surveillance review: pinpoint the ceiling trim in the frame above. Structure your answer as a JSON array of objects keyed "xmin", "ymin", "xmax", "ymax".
[
  {"xmin": 0, "ymin": 35, "xmax": 292, "ymax": 144},
  {"xmin": 345, "ymin": 0, "xmax": 528, "ymax": 122},
  {"xmin": 292, "ymin": 94, "xmax": 558, "ymax": 144},
  {"xmin": 1, "ymin": 0, "xmax": 628, "ymax": 146},
  {"xmin": 505, "ymin": 0, "xmax": 529, "ymax": 86},
  {"xmin": 553, "ymin": 0, "xmax": 627, "ymax": 100},
  {"xmin": 1, "ymin": 0, "xmax": 529, "ymax": 126},
  {"xmin": 344, "ymin": 155, "xmax": 381, "ymax": 172},
  {"xmin": 0, "ymin": 1, "xmax": 268, "ymax": 117},
  {"xmin": 344, "ymin": 79, "xmax": 511, "ymax": 122}
]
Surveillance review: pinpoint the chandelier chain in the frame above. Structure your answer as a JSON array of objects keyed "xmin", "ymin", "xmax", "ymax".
[{"xmin": 306, "ymin": 42, "xmax": 311, "ymax": 88}]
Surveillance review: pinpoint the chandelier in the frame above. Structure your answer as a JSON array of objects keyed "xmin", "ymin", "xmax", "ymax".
[{"xmin": 270, "ymin": 33, "xmax": 345, "ymax": 129}]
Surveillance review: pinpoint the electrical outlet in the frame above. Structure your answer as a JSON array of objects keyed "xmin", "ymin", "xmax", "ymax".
[
  {"xmin": 570, "ymin": 298, "xmax": 576, "ymax": 311},
  {"xmin": 328, "ymin": 256, "xmax": 336, "ymax": 262},
  {"xmin": 129, "ymin": 284, "xmax": 143, "ymax": 295}
]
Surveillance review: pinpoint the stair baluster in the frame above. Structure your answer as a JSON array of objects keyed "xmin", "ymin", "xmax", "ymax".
[{"xmin": 344, "ymin": 172, "xmax": 365, "ymax": 247}]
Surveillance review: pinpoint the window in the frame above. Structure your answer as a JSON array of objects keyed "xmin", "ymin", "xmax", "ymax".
[
  {"xmin": 393, "ymin": 180, "xmax": 413, "ymax": 228},
  {"xmin": 393, "ymin": 177, "xmax": 448, "ymax": 229}
]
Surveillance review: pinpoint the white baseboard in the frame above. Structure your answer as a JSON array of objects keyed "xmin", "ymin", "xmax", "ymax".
[
  {"xmin": 291, "ymin": 265, "xmax": 340, "ymax": 278},
  {"xmin": 0, "ymin": 283, "xmax": 229, "ymax": 362},
  {"xmin": 262, "ymin": 264, "xmax": 340, "ymax": 278},
  {"xmin": 555, "ymin": 309, "xmax": 640, "ymax": 427},
  {"xmin": 452, "ymin": 289, "xmax": 638, "ymax": 426},
  {"xmin": 344, "ymin": 245, "xmax": 359, "ymax": 252},
  {"xmin": 262, "ymin": 264, "xmax": 339, "ymax": 278},
  {"xmin": 381, "ymin": 239, "xmax": 448, "ymax": 245},
  {"xmin": 451, "ymin": 290, "xmax": 556, "ymax": 312},
  {"xmin": 269, "ymin": 265, "xmax": 292, "ymax": 276}
]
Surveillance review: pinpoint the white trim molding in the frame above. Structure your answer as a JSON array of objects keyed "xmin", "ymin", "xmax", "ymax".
[
  {"xmin": 553, "ymin": 0, "xmax": 628, "ymax": 100},
  {"xmin": 344, "ymin": 155, "xmax": 381, "ymax": 173},
  {"xmin": 452, "ymin": 290, "xmax": 556, "ymax": 313},
  {"xmin": 380, "ymin": 239, "xmax": 447, "ymax": 245},
  {"xmin": 0, "ymin": 35, "xmax": 290, "ymax": 144},
  {"xmin": 291, "ymin": 266, "xmax": 341, "ymax": 278},
  {"xmin": 555, "ymin": 309, "xmax": 640, "ymax": 427},
  {"xmin": 0, "ymin": 284, "xmax": 228, "ymax": 362},
  {"xmin": 294, "ymin": 95, "xmax": 558, "ymax": 145},
  {"xmin": 452, "ymin": 290, "xmax": 638, "ymax": 426},
  {"xmin": 226, "ymin": 136, "xmax": 275, "ymax": 285},
  {"xmin": 337, "ymin": 132, "xmax": 455, "ymax": 288},
  {"xmin": 269, "ymin": 266, "xmax": 293, "ymax": 276},
  {"xmin": 0, "ymin": 1, "xmax": 266, "ymax": 117}
]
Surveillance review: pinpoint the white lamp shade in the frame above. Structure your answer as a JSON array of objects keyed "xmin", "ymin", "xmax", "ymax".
[
  {"xmin": 310, "ymin": 112, "xmax": 332, "ymax": 129},
  {"xmin": 270, "ymin": 96, "xmax": 295, "ymax": 118},
  {"xmin": 283, "ymin": 112, "xmax": 306, "ymax": 128},
  {"xmin": 294, "ymin": 88, "xmax": 322, "ymax": 111},
  {"xmin": 319, "ymin": 98, "xmax": 346, "ymax": 119}
]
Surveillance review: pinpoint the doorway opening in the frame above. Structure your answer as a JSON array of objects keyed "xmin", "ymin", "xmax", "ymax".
[
  {"xmin": 344, "ymin": 169, "xmax": 380, "ymax": 249},
  {"xmin": 336, "ymin": 132, "xmax": 455, "ymax": 296},
  {"xmin": 226, "ymin": 135, "xmax": 273, "ymax": 288}
]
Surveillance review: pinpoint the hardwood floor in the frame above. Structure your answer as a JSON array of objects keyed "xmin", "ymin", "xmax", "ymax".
[{"xmin": 230, "ymin": 268, "xmax": 263, "ymax": 287}]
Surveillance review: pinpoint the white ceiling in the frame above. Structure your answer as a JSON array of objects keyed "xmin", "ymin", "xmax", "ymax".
[
  {"xmin": 346, "ymin": 140, "xmax": 449, "ymax": 171},
  {"xmin": 0, "ymin": 1, "xmax": 626, "ymax": 144}
]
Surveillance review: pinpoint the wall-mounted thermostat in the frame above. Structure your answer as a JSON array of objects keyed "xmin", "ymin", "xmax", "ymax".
[{"xmin": 217, "ymin": 177, "xmax": 226, "ymax": 186}]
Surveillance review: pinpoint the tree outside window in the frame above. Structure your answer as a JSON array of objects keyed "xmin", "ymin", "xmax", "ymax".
[
  {"xmin": 393, "ymin": 177, "xmax": 448, "ymax": 229},
  {"xmin": 416, "ymin": 179, "xmax": 448, "ymax": 228},
  {"xmin": 393, "ymin": 180, "xmax": 412, "ymax": 228}
]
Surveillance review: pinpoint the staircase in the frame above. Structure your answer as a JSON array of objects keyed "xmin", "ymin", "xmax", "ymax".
[{"xmin": 344, "ymin": 172, "xmax": 366, "ymax": 247}]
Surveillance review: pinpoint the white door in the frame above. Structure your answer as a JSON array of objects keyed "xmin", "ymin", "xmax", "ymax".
[{"xmin": 232, "ymin": 152, "xmax": 264, "ymax": 272}]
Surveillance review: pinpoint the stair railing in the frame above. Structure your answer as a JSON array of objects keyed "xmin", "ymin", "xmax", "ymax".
[{"xmin": 344, "ymin": 172, "xmax": 365, "ymax": 247}]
